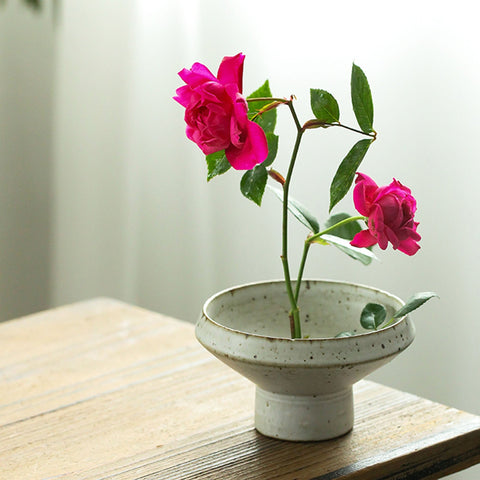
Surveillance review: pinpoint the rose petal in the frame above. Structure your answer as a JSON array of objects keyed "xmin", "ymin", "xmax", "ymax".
[
  {"xmin": 225, "ymin": 120, "xmax": 268, "ymax": 170},
  {"xmin": 351, "ymin": 173, "xmax": 421, "ymax": 256},
  {"xmin": 173, "ymin": 85, "xmax": 194, "ymax": 107},
  {"xmin": 398, "ymin": 237, "xmax": 421, "ymax": 256},
  {"xmin": 351, "ymin": 230, "xmax": 378, "ymax": 248},
  {"xmin": 217, "ymin": 53, "xmax": 245, "ymax": 93},
  {"xmin": 353, "ymin": 173, "xmax": 378, "ymax": 216},
  {"xmin": 178, "ymin": 63, "xmax": 216, "ymax": 87},
  {"xmin": 384, "ymin": 225, "xmax": 401, "ymax": 249},
  {"xmin": 228, "ymin": 97, "xmax": 248, "ymax": 148},
  {"xmin": 378, "ymin": 194, "xmax": 403, "ymax": 229},
  {"xmin": 368, "ymin": 204, "xmax": 384, "ymax": 235}
]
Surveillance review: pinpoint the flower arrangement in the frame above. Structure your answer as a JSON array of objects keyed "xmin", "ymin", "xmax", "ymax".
[{"xmin": 174, "ymin": 53, "xmax": 436, "ymax": 339}]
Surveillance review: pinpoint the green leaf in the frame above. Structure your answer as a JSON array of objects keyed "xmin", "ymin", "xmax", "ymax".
[
  {"xmin": 351, "ymin": 64, "xmax": 374, "ymax": 133},
  {"xmin": 310, "ymin": 89, "xmax": 340, "ymax": 123},
  {"xmin": 206, "ymin": 151, "xmax": 231, "ymax": 181},
  {"xmin": 319, "ymin": 234, "xmax": 377, "ymax": 265},
  {"xmin": 241, "ymin": 165, "xmax": 268, "ymax": 206},
  {"xmin": 329, "ymin": 138, "xmax": 372, "ymax": 211},
  {"xmin": 264, "ymin": 133, "xmax": 279, "ymax": 167},
  {"xmin": 393, "ymin": 292, "xmax": 439, "ymax": 319},
  {"xmin": 324, "ymin": 212, "xmax": 363, "ymax": 240},
  {"xmin": 267, "ymin": 185, "xmax": 320, "ymax": 233},
  {"xmin": 360, "ymin": 303, "xmax": 387, "ymax": 330},
  {"xmin": 247, "ymin": 80, "xmax": 276, "ymax": 134}
]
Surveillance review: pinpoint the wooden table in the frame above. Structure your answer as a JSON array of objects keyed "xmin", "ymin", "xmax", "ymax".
[{"xmin": 1, "ymin": 298, "xmax": 479, "ymax": 479}]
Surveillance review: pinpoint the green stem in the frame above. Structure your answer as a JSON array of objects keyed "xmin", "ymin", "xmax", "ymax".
[
  {"xmin": 287, "ymin": 99, "xmax": 303, "ymax": 131},
  {"xmin": 307, "ymin": 215, "xmax": 367, "ymax": 244},
  {"xmin": 246, "ymin": 96, "xmax": 289, "ymax": 103},
  {"xmin": 328, "ymin": 122, "xmax": 377, "ymax": 140},
  {"xmin": 294, "ymin": 241, "xmax": 311, "ymax": 303},
  {"xmin": 304, "ymin": 119, "xmax": 377, "ymax": 140},
  {"xmin": 281, "ymin": 101, "xmax": 305, "ymax": 339}
]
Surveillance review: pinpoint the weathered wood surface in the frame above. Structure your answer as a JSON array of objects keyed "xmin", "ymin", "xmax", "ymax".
[{"xmin": 0, "ymin": 298, "xmax": 479, "ymax": 479}]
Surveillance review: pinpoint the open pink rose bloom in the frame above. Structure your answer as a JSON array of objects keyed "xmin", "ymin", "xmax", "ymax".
[
  {"xmin": 350, "ymin": 173, "xmax": 421, "ymax": 255},
  {"xmin": 174, "ymin": 53, "xmax": 268, "ymax": 170}
]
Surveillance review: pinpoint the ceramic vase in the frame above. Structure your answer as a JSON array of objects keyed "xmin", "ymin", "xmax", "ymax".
[{"xmin": 195, "ymin": 279, "xmax": 415, "ymax": 441}]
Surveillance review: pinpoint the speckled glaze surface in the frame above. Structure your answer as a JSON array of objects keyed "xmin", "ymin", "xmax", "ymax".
[{"xmin": 196, "ymin": 279, "xmax": 415, "ymax": 441}]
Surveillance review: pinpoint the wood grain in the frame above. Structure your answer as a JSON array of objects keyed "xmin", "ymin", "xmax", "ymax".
[{"xmin": 0, "ymin": 298, "xmax": 479, "ymax": 479}]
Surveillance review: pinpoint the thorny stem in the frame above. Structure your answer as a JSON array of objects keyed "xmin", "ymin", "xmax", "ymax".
[
  {"xmin": 281, "ymin": 99, "xmax": 304, "ymax": 339},
  {"xmin": 247, "ymin": 95, "xmax": 304, "ymax": 337}
]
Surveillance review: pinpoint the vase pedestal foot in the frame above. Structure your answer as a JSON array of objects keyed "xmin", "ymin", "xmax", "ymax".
[{"xmin": 254, "ymin": 387, "xmax": 354, "ymax": 441}]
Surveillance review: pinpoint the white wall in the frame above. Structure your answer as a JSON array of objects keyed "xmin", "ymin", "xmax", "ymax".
[
  {"xmin": 0, "ymin": 1, "xmax": 56, "ymax": 319},
  {"xmin": 1, "ymin": 1, "xmax": 478, "ymax": 478},
  {"xmin": 51, "ymin": 0, "xmax": 137, "ymax": 304}
]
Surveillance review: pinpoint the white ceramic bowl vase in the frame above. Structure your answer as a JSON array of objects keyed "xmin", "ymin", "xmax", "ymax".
[{"xmin": 196, "ymin": 280, "xmax": 415, "ymax": 441}]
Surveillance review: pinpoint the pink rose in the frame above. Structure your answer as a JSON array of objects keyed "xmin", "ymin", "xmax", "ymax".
[
  {"xmin": 350, "ymin": 173, "xmax": 421, "ymax": 255},
  {"xmin": 174, "ymin": 53, "xmax": 268, "ymax": 170}
]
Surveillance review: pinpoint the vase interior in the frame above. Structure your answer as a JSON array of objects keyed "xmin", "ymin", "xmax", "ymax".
[{"xmin": 205, "ymin": 279, "xmax": 402, "ymax": 339}]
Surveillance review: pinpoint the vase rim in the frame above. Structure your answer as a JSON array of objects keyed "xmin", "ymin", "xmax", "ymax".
[{"xmin": 201, "ymin": 278, "xmax": 406, "ymax": 342}]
